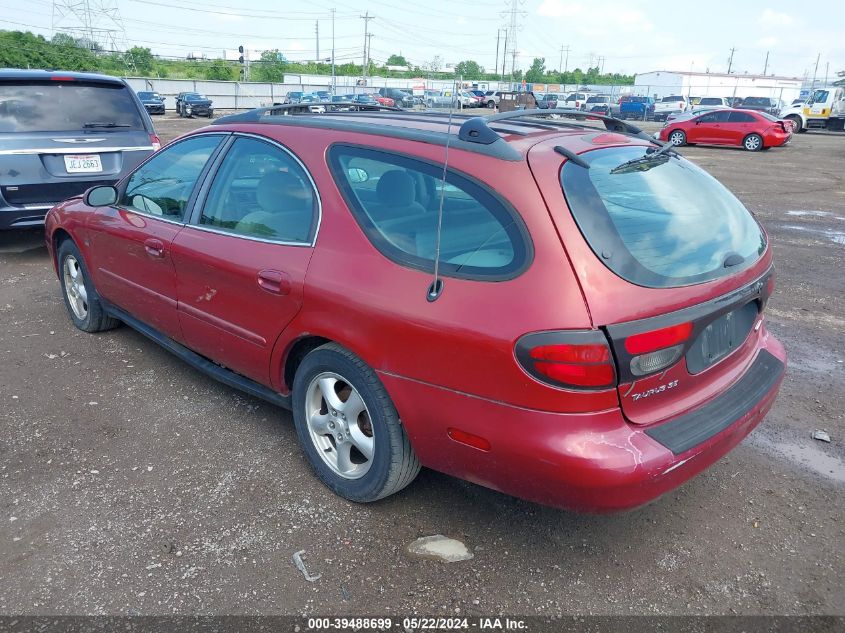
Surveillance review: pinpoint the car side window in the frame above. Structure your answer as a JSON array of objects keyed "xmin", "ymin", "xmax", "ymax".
[
  {"xmin": 698, "ymin": 111, "xmax": 730, "ymax": 123},
  {"xmin": 728, "ymin": 111, "xmax": 756, "ymax": 123},
  {"xmin": 328, "ymin": 146, "xmax": 531, "ymax": 280},
  {"xmin": 120, "ymin": 135, "xmax": 222, "ymax": 220},
  {"xmin": 198, "ymin": 136, "xmax": 317, "ymax": 243}
]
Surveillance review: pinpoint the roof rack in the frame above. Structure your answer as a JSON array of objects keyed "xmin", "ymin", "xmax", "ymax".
[
  {"xmin": 458, "ymin": 108, "xmax": 656, "ymax": 145},
  {"xmin": 213, "ymin": 102, "xmax": 404, "ymax": 125}
]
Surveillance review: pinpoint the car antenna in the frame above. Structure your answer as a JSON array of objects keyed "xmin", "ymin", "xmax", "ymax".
[{"xmin": 426, "ymin": 98, "xmax": 456, "ymax": 302}]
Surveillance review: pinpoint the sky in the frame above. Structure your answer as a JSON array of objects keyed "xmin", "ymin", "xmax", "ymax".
[{"xmin": 3, "ymin": 0, "xmax": 844, "ymax": 82}]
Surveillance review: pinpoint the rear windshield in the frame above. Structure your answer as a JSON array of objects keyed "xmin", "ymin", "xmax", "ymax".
[
  {"xmin": 560, "ymin": 146, "xmax": 765, "ymax": 287},
  {"xmin": 628, "ymin": 96, "xmax": 648, "ymax": 103},
  {"xmin": 661, "ymin": 96, "xmax": 685, "ymax": 102},
  {"xmin": 0, "ymin": 80, "xmax": 145, "ymax": 133},
  {"xmin": 742, "ymin": 97, "xmax": 770, "ymax": 106},
  {"xmin": 698, "ymin": 98, "xmax": 723, "ymax": 105},
  {"xmin": 587, "ymin": 96, "xmax": 608, "ymax": 103}
]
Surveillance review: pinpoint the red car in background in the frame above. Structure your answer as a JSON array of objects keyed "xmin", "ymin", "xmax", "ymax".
[
  {"xmin": 659, "ymin": 108, "xmax": 792, "ymax": 151},
  {"xmin": 373, "ymin": 94, "xmax": 395, "ymax": 107}
]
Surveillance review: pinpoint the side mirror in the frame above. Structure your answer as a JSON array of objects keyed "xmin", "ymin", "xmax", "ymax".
[{"xmin": 84, "ymin": 185, "xmax": 118, "ymax": 207}]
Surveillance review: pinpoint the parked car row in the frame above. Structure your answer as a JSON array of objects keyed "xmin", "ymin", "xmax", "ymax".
[{"xmin": 621, "ymin": 94, "xmax": 787, "ymax": 122}]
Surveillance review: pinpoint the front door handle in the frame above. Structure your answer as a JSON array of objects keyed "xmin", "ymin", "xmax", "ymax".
[
  {"xmin": 257, "ymin": 269, "xmax": 291, "ymax": 295},
  {"xmin": 144, "ymin": 238, "xmax": 165, "ymax": 259}
]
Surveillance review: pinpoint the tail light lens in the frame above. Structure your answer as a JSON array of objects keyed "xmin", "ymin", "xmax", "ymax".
[
  {"xmin": 623, "ymin": 322, "xmax": 693, "ymax": 377},
  {"xmin": 516, "ymin": 330, "xmax": 617, "ymax": 390},
  {"xmin": 150, "ymin": 134, "xmax": 161, "ymax": 151}
]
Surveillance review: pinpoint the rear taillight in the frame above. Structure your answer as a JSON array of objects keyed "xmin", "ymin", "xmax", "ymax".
[
  {"xmin": 623, "ymin": 322, "xmax": 692, "ymax": 377},
  {"xmin": 150, "ymin": 134, "xmax": 161, "ymax": 151},
  {"xmin": 516, "ymin": 331, "xmax": 617, "ymax": 390}
]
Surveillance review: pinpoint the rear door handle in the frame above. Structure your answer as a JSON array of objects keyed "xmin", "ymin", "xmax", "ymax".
[
  {"xmin": 257, "ymin": 269, "xmax": 291, "ymax": 295},
  {"xmin": 144, "ymin": 238, "xmax": 165, "ymax": 259}
]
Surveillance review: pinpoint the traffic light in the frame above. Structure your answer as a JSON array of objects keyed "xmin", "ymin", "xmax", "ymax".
[{"xmin": 238, "ymin": 45, "xmax": 244, "ymax": 64}]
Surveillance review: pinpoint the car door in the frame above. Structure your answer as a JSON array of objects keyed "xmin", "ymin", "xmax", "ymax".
[
  {"xmin": 86, "ymin": 134, "xmax": 226, "ymax": 341},
  {"xmin": 171, "ymin": 135, "xmax": 319, "ymax": 384},
  {"xmin": 691, "ymin": 111, "xmax": 730, "ymax": 143},
  {"xmin": 720, "ymin": 111, "xmax": 757, "ymax": 145}
]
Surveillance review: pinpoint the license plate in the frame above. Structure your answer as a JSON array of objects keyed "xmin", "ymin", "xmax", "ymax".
[
  {"xmin": 64, "ymin": 154, "xmax": 102, "ymax": 173},
  {"xmin": 685, "ymin": 302, "xmax": 758, "ymax": 374}
]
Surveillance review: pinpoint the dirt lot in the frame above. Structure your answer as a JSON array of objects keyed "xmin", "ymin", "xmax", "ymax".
[{"xmin": 0, "ymin": 113, "xmax": 843, "ymax": 617}]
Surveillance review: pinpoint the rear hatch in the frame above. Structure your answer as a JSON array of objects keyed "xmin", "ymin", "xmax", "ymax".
[
  {"xmin": 0, "ymin": 78, "xmax": 154, "ymax": 209},
  {"xmin": 527, "ymin": 135, "xmax": 774, "ymax": 424}
]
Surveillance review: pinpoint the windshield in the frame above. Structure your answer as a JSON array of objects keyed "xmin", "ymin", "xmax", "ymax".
[
  {"xmin": 0, "ymin": 81, "xmax": 145, "ymax": 133},
  {"xmin": 759, "ymin": 112, "xmax": 780, "ymax": 122},
  {"xmin": 662, "ymin": 96, "xmax": 684, "ymax": 102},
  {"xmin": 560, "ymin": 145, "xmax": 765, "ymax": 287},
  {"xmin": 186, "ymin": 94, "xmax": 207, "ymax": 101},
  {"xmin": 587, "ymin": 97, "xmax": 608, "ymax": 103},
  {"xmin": 809, "ymin": 90, "xmax": 829, "ymax": 104},
  {"xmin": 699, "ymin": 98, "xmax": 722, "ymax": 105},
  {"xmin": 743, "ymin": 97, "xmax": 770, "ymax": 106}
]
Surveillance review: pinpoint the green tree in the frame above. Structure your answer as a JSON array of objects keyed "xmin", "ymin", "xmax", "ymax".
[
  {"xmin": 386, "ymin": 54, "xmax": 408, "ymax": 66},
  {"xmin": 454, "ymin": 60, "xmax": 483, "ymax": 79},
  {"xmin": 125, "ymin": 46, "xmax": 154, "ymax": 75},
  {"xmin": 205, "ymin": 59, "xmax": 236, "ymax": 81},
  {"xmin": 250, "ymin": 49, "xmax": 287, "ymax": 82},
  {"xmin": 524, "ymin": 57, "xmax": 545, "ymax": 83}
]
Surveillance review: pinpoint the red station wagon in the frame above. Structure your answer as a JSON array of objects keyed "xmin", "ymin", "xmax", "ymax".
[
  {"xmin": 659, "ymin": 108, "xmax": 793, "ymax": 151},
  {"xmin": 45, "ymin": 105, "xmax": 786, "ymax": 512}
]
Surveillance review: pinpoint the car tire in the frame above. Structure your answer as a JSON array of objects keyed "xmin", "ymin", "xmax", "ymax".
[
  {"xmin": 786, "ymin": 115, "xmax": 804, "ymax": 133},
  {"xmin": 487, "ymin": 100, "xmax": 495, "ymax": 109},
  {"xmin": 292, "ymin": 343, "xmax": 420, "ymax": 503},
  {"xmin": 668, "ymin": 130, "xmax": 686, "ymax": 146},
  {"xmin": 57, "ymin": 239, "xmax": 119, "ymax": 334},
  {"xmin": 743, "ymin": 133, "xmax": 763, "ymax": 151}
]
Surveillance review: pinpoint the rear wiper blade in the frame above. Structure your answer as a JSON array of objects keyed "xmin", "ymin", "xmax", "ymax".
[
  {"xmin": 609, "ymin": 141, "xmax": 677, "ymax": 175},
  {"xmin": 83, "ymin": 122, "xmax": 132, "ymax": 128}
]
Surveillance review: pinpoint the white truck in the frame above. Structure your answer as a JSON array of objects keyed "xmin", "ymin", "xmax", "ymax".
[
  {"xmin": 779, "ymin": 87, "xmax": 845, "ymax": 132},
  {"xmin": 652, "ymin": 95, "xmax": 689, "ymax": 122}
]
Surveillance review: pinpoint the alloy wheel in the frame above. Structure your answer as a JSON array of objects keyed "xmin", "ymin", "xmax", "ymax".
[
  {"xmin": 63, "ymin": 255, "xmax": 88, "ymax": 320},
  {"xmin": 304, "ymin": 371, "xmax": 375, "ymax": 479}
]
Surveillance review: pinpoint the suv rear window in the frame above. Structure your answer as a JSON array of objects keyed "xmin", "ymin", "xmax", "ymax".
[
  {"xmin": 661, "ymin": 95, "xmax": 685, "ymax": 102},
  {"xmin": 329, "ymin": 146, "xmax": 531, "ymax": 280},
  {"xmin": 0, "ymin": 80, "xmax": 145, "ymax": 133},
  {"xmin": 560, "ymin": 146, "xmax": 765, "ymax": 287},
  {"xmin": 698, "ymin": 97, "xmax": 723, "ymax": 105}
]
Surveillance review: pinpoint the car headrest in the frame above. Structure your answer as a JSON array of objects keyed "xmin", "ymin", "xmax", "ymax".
[
  {"xmin": 376, "ymin": 170, "xmax": 416, "ymax": 206},
  {"xmin": 256, "ymin": 170, "xmax": 311, "ymax": 214}
]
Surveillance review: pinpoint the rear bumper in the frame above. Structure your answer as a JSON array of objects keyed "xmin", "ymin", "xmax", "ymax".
[
  {"xmin": 0, "ymin": 204, "xmax": 52, "ymax": 229},
  {"xmin": 381, "ymin": 334, "xmax": 785, "ymax": 513}
]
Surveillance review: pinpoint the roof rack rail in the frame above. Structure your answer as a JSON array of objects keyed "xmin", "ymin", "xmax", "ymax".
[
  {"xmin": 458, "ymin": 108, "xmax": 656, "ymax": 145},
  {"xmin": 213, "ymin": 102, "xmax": 406, "ymax": 125}
]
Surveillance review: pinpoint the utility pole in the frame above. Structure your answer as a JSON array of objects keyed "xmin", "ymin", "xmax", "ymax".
[
  {"xmin": 315, "ymin": 20, "xmax": 319, "ymax": 62},
  {"xmin": 367, "ymin": 33, "xmax": 373, "ymax": 78},
  {"xmin": 598, "ymin": 55, "xmax": 605, "ymax": 75},
  {"xmin": 824, "ymin": 61, "xmax": 829, "ymax": 86},
  {"xmin": 727, "ymin": 47, "xmax": 736, "ymax": 74},
  {"xmin": 331, "ymin": 8, "xmax": 336, "ymax": 95},
  {"xmin": 810, "ymin": 52, "xmax": 820, "ymax": 90},
  {"xmin": 495, "ymin": 30, "xmax": 502, "ymax": 81},
  {"xmin": 558, "ymin": 45, "xmax": 568, "ymax": 73},
  {"xmin": 561, "ymin": 44, "xmax": 570, "ymax": 73},
  {"xmin": 763, "ymin": 51, "xmax": 769, "ymax": 75},
  {"xmin": 361, "ymin": 11, "xmax": 373, "ymax": 84},
  {"xmin": 501, "ymin": 29, "xmax": 508, "ymax": 79}
]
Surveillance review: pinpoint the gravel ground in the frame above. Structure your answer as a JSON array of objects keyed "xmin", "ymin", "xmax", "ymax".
[{"xmin": 0, "ymin": 113, "xmax": 843, "ymax": 617}]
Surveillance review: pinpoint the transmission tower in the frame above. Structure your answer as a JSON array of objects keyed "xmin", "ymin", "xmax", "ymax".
[
  {"xmin": 51, "ymin": 0, "xmax": 134, "ymax": 70},
  {"xmin": 500, "ymin": 0, "xmax": 526, "ymax": 81}
]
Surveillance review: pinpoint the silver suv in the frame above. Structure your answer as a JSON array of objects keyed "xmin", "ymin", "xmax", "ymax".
[{"xmin": 0, "ymin": 69, "xmax": 159, "ymax": 230}]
